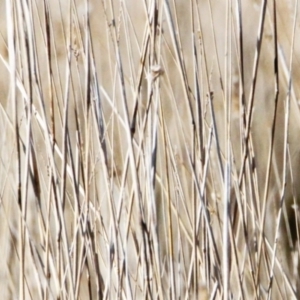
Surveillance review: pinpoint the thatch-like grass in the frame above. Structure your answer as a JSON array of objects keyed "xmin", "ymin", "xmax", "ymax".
[{"xmin": 1, "ymin": 0, "xmax": 300, "ymax": 299}]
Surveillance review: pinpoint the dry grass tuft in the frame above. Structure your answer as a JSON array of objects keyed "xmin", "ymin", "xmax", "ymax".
[{"xmin": 1, "ymin": 0, "xmax": 300, "ymax": 299}]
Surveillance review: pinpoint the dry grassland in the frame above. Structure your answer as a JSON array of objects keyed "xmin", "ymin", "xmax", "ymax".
[{"xmin": 1, "ymin": 0, "xmax": 300, "ymax": 299}]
